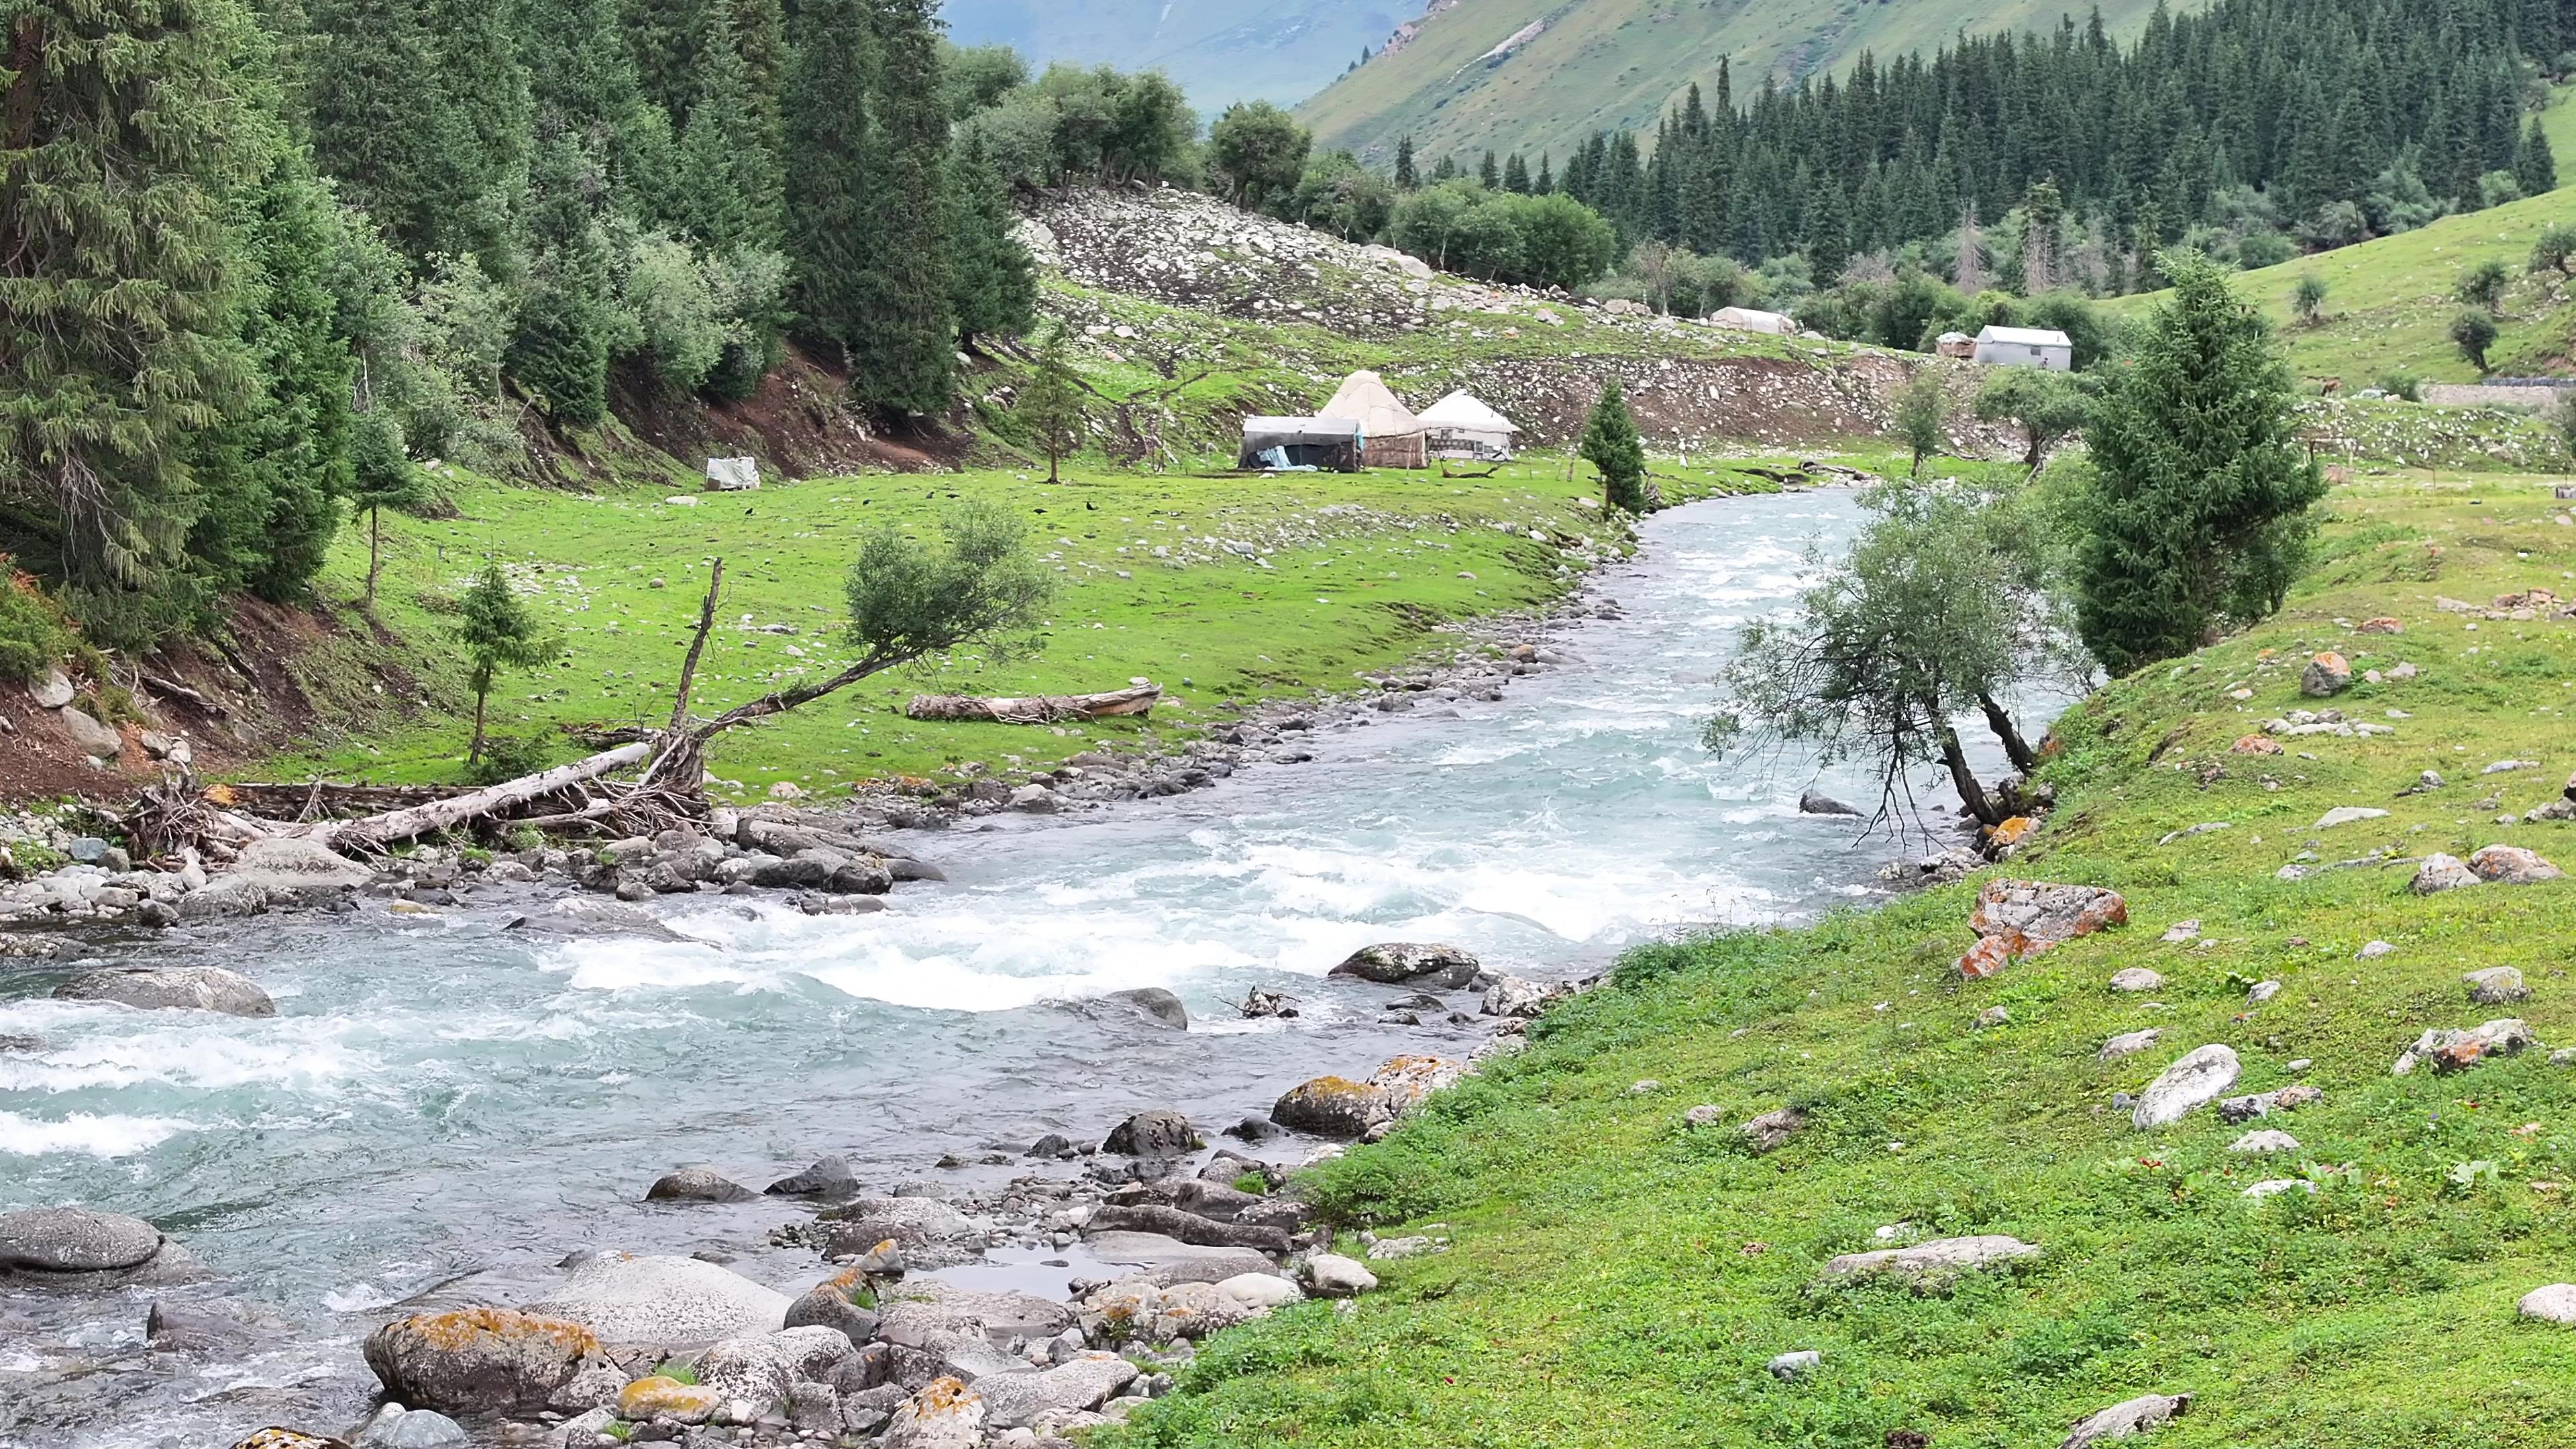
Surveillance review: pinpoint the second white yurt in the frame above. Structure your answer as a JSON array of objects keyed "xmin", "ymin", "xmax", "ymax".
[{"xmin": 1417, "ymin": 391, "xmax": 1522, "ymax": 461}]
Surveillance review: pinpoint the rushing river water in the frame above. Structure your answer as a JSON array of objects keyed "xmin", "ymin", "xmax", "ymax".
[{"xmin": 0, "ymin": 488, "xmax": 2027, "ymax": 1446}]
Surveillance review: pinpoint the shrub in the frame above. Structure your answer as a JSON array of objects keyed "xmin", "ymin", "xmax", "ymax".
[
  {"xmin": 2455, "ymin": 258, "xmax": 2512, "ymax": 310},
  {"xmin": 464, "ymin": 733, "xmax": 557, "ymax": 786},
  {"xmin": 0, "ymin": 570, "xmax": 80, "ymax": 684}
]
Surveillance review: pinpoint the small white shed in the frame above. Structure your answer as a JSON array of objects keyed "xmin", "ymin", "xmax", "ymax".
[
  {"xmin": 1417, "ymin": 391, "xmax": 1522, "ymax": 461},
  {"xmin": 1708, "ymin": 306, "xmax": 1797, "ymax": 335},
  {"xmin": 1972, "ymin": 326, "xmax": 2073, "ymax": 371}
]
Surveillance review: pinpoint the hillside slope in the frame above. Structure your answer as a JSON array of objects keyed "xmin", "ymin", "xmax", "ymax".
[
  {"xmin": 942, "ymin": 0, "xmax": 1395, "ymax": 113},
  {"xmin": 1296, "ymin": 0, "xmax": 2169, "ymax": 167},
  {"xmin": 1097, "ymin": 469, "xmax": 2576, "ymax": 1448}
]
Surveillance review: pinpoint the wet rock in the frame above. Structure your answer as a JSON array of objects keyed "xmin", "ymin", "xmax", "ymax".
[
  {"xmin": 1740, "ymin": 1107, "xmax": 1807, "ymax": 1154},
  {"xmin": 362, "ymin": 1307, "xmax": 599, "ymax": 1414},
  {"xmin": 2410, "ymin": 853, "xmax": 2481, "ymax": 894},
  {"xmin": 523, "ymin": 1252, "xmax": 790, "ymax": 1346},
  {"xmin": 2300, "ymin": 651, "xmax": 2352, "ymax": 696},
  {"xmin": 1222, "ymin": 1116, "xmax": 1281, "ymax": 1142},
  {"xmin": 1026, "ymin": 1133, "xmax": 1077, "ymax": 1158},
  {"xmin": 1300, "ymin": 1254, "xmax": 1377, "ymax": 1297},
  {"xmin": 2470, "ymin": 845, "xmax": 2563, "ymax": 883},
  {"xmin": 352, "ymin": 1404, "xmax": 469, "ymax": 1448},
  {"xmin": 785, "ymin": 1267, "xmax": 881, "ymax": 1342},
  {"xmin": 1085, "ymin": 1203, "xmax": 1290, "ymax": 1255},
  {"xmin": 1102, "ymin": 1109, "xmax": 1201, "ymax": 1158},
  {"xmin": 2466, "ymin": 967, "xmax": 2530, "ymax": 1004},
  {"xmin": 2393, "ymin": 1018, "xmax": 2536, "ymax": 1075},
  {"xmin": 502, "ymin": 897, "xmax": 696, "ymax": 942},
  {"xmin": 229, "ymin": 836, "xmax": 373, "ymax": 906},
  {"xmin": 2519, "ymin": 1283, "xmax": 2576, "ymax": 1325},
  {"xmin": 0, "ymin": 932, "xmax": 75, "ymax": 959},
  {"xmin": 53, "ymin": 965, "xmax": 274, "ymax": 1017},
  {"xmin": 1104, "ymin": 987, "xmax": 1189, "ymax": 1029},
  {"xmin": 645, "ymin": 1166, "xmax": 757, "ymax": 1203},
  {"xmin": 2131, "ymin": 1045, "xmax": 2241, "ymax": 1130},
  {"xmin": 0, "ymin": 1206, "xmax": 165, "ymax": 1272},
  {"xmin": 1326, "ymin": 942, "xmax": 1481, "ymax": 988},
  {"xmin": 972, "ymin": 1354, "xmax": 1140, "ymax": 1428},
  {"xmin": 876, "ymin": 1277, "xmax": 1077, "ymax": 1346},
  {"xmin": 767, "ymin": 1155, "xmax": 861, "ymax": 1198},
  {"xmin": 147, "ymin": 1297, "xmax": 278, "ymax": 1352},
  {"xmin": 1820, "ymin": 1235, "xmax": 2041, "ymax": 1288},
  {"xmin": 229, "ymin": 1432, "xmax": 341, "ymax": 1449},
  {"xmin": 1797, "ymin": 790, "xmax": 1862, "ymax": 816},
  {"xmin": 818, "ymin": 1197, "xmax": 984, "ymax": 1264},
  {"xmin": 2062, "ymin": 1392, "xmax": 2192, "ymax": 1448},
  {"xmin": 1236, "ymin": 987, "xmax": 1298, "ymax": 1019}
]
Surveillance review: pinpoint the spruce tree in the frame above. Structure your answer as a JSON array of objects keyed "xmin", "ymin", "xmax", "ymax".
[
  {"xmin": 674, "ymin": 7, "xmax": 785, "ymax": 253},
  {"xmin": 1015, "ymin": 326, "xmax": 1084, "ymax": 484},
  {"xmin": 2075, "ymin": 251, "xmax": 2324, "ymax": 674},
  {"xmin": 1394, "ymin": 137, "xmax": 1417, "ymax": 191},
  {"xmin": 947, "ymin": 136, "xmax": 1036, "ymax": 350},
  {"xmin": 1580, "ymin": 381, "xmax": 1648, "ymax": 513},
  {"xmin": 508, "ymin": 129, "xmax": 615, "ymax": 425},
  {"xmin": 841, "ymin": 0, "xmax": 955, "ymax": 415},
  {"xmin": 0, "ymin": 0, "xmax": 263, "ymax": 598},
  {"xmin": 1479, "ymin": 150, "xmax": 1500, "ymax": 189},
  {"xmin": 2517, "ymin": 115, "xmax": 2559, "ymax": 199},
  {"xmin": 456, "ymin": 558, "xmax": 557, "ymax": 764},
  {"xmin": 783, "ymin": 0, "xmax": 880, "ymax": 361},
  {"xmin": 348, "ymin": 411, "xmax": 431, "ymax": 607},
  {"xmin": 1503, "ymin": 153, "xmax": 1531, "ymax": 193}
]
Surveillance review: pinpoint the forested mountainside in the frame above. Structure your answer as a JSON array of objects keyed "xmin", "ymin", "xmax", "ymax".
[
  {"xmin": 941, "ymin": 0, "xmax": 1394, "ymax": 112},
  {"xmin": 1298, "ymin": 0, "xmax": 2175, "ymax": 166}
]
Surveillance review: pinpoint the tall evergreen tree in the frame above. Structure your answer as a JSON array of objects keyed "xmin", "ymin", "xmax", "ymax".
[
  {"xmin": 1579, "ymin": 381, "xmax": 1648, "ymax": 513},
  {"xmin": 1393, "ymin": 136, "xmax": 1417, "ymax": 191},
  {"xmin": 1479, "ymin": 150, "xmax": 1499, "ymax": 189},
  {"xmin": 841, "ymin": 0, "xmax": 955, "ymax": 415},
  {"xmin": 2075, "ymin": 251, "xmax": 2324, "ymax": 672},
  {"xmin": 674, "ymin": 6, "xmax": 784, "ymax": 252},
  {"xmin": 507, "ymin": 127, "xmax": 615, "ymax": 424},
  {"xmin": 0, "ymin": 0, "xmax": 264, "ymax": 598},
  {"xmin": 1014, "ymin": 325, "xmax": 1083, "ymax": 484},
  {"xmin": 783, "ymin": 0, "xmax": 879, "ymax": 365},
  {"xmin": 946, "ymin": 136, "xmax": 1035, "ymax": 350},
  {"xmin": 2517, "ymin": 115, "xmax": 2559, "ymax": 198},
  {"xmin": 1503, "ymin": 152, "xmax": 1531, "ymax": 193}
]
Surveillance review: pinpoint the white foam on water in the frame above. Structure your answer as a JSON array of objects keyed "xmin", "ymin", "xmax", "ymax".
[
  {"xmin": 0, "ymin": 1024, "xmax": 372, "ymax": 1094},
  {"xmin": 0, "ymin": 1109, "xmax": 192, "ymax": 1157}
]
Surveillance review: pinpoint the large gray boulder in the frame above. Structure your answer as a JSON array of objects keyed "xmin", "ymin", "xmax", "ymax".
[
  {"xmin": 504, "ymin": 897, "xmax": 694, "ymax": 943},
  {"xmin": 2131, "ymin": 1045, "xmax": 2241, "ymax": 1130},
  {"xmin": 0, "ymin": 1207, "xmax": 165, "ymax": 1272},
  {"xmin": 352, "ymin": 1404, "xmax": 470, "ymax": 1448},
  {"xmin": 882, "ymin": 1377, "xmax": 983, "ymax": 1449},
  {"xmin": 1820, "ymin": 1235, "xmax": 2041, "ymax": 1289},
  {"xmin": 53, "ymin": 965, "xmax": 274, "ymax": 1018},
  {"xmin": 1326, "ymin": 943, "xmax": 1481, "ymax": 988},
  {"xmin": 694, "ymin": 1325, "xmax": 855, "ymax": 1413},
  {"xmin": 645, "ymin": 1166, "xmax": 757, "ymax": 1203},
  {"xmin": 875, "ymin": 1277, "xmax": 1075, "ymax": 1348},
  {"xmin": 971, "ymin": 1354, "xmax": 1138, "ymax": 1428},
  {"xmin": 229, "ymin": 836, "xmax": 372, "ymax": 906},
  {"xmin": 817, "ymin": 1196, "xmax": 985, "ymax": 1264},
  {"xmin": 1103, "ymin": 987, "xmax": 1189, "ymax": 1029},
  {"xmin": 523, "ymin": 1252, "xmax": 788, "ymax": 1346},
  {"xmin": 1084, "ymin": 1203, "xmax": 1290, "ymax": 1254},
  {"xmin": 2061, "ymin": 1391, "xmax": 2192, "ymax": 1448},
  {"xmin": 1082, "ymin": 1232, "xmax": 1277, "ymax": 1285},
  {"xmin": 362, "ymin": 1307, "xmax": 598, "ymax": 1414},
  {"xmin": 1101, "ymin": 1109, "xmax": 1201, "ymax": 1157}
]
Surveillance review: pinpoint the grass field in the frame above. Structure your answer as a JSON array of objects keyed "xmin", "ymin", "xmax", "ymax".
[
  {"xmin": 262, "ymin": 454, "xmax": 1808, "ymax": 796},
  {"xmin": 1097, "ymin": 470, "xmax": 2576, "ymax": 1448}
]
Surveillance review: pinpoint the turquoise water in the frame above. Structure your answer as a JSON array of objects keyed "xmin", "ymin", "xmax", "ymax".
[{"xmin": 2, "ymin": 489, "xmax": 2023, "ymax": 1445}]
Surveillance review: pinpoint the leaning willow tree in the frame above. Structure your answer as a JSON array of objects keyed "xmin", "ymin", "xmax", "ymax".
[{"xmin": 1706, "ymin": 481, "xmax": 2080, "ymax": 833}]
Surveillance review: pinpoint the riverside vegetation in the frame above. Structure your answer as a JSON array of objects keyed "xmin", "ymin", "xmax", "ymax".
[{"xmin": 1090, "ymin": 476, "xmax": 2576, "ymax": 1449}]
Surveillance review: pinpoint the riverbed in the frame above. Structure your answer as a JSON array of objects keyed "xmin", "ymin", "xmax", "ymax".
[{"xmin": 0, "ymin": 489, "xmax": 2023, "ymax": 1446}]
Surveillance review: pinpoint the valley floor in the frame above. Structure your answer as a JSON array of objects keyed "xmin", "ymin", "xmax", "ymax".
[{"xmin": 1093, "ymin": 470, "xmax": 2576, "ymax": 1448}]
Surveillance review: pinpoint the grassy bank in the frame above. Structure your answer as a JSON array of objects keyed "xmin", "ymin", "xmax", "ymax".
[
  {"xmin": 1100, "ymin": 471, "xmax": 2576, "ymax": 1447},
  {"xmin": 262, "ymin": 454, "xmax": 1803, "ymax": 795}
]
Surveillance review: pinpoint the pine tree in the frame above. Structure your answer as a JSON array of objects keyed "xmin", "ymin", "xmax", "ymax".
[
  {"xmin": 784, "ymin": 0, "xmax": 879, "ymax": 362},
  {"xmin": 0, "ymin": 0, "xmax": 264, "ymax": 598},
  {"xmin": 674, "ymin": 6, "xmax": 785, "ymax": 253},
  {"xmin": 1015, "ymin": 325, "xmax": 1084, "ymax": 484},
  {"xmin": 841, "ymin": 0, "xmax": 955, "ymax": 415},
  {"xmin": 2076, "ymin": 251, "xmax": 2325, "ymax": 673},
  {"xmin": 1479, "ymin": 150, "xmax": 1500, "ymax": 189},
  {"xmin": 1580, "ymin": 380, "xmax": 1648, "ymax": 513},
  {"xmin": 1804, "ymin": 178, "xmax": 1849, "ymax": 284},
  {"xmin": 1430, "ymin": 154, "xmax": 1460, "ymax": 182},
  {"xmin": 508, "ymin": 128, "xmax": 615, "ymax": 424},
  {"xmin": 947, "ymin": 136, "xmax": 1036, "ymax": 350},
  {"xmin": 1503, "ymin": 153, "xmax": 1531, "ymax": 193},
  {"xmin": 456, "ymin": 558, "xmax": 557, "ymax": 764},
  {"xmin": 2517, "ymin": 115, "xmax": 2559, "ymax": 198},
  {"xmin": 347, "ymin": 411, "xmax": 431, "ymax": 606},
  {"xmin": 1536, "ymin": 153, "xmax": 1554, "ymax": 193},
  {"xmin": 1394, "ymin": 136, "xmax": 1417, "ymax": 191}
]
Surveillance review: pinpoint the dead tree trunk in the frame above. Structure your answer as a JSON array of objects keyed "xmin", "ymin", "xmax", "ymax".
[
  {"xmin": 309, "ymin": 742, "xmax": 653, "ymax": 850},
  {"xmin": 1937, "ymin": 722, "xmax": 2004, "ymax": 828},
  {"xmin": 1978, "ymin": 691, "xmax": 2037, "ymax": 774},
  {"xmin": 904, "ymin": 684, "xmax": 1159, "ymax": 724}
]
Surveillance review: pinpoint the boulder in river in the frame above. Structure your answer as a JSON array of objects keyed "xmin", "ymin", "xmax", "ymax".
[
  {"xmin": 1798, "ymin": 788, "xmax": 1862, "ymax": 816},
  {"xmin": 816, "ymin": 1197, "xmax": 984, "ymax": 1265},
  {"xmin": 785, "ymin": 1267, "xmax": 881, "ymax": 1341},
  {"xmin": 767, "ymin": 1155, "xmax": 862, "ymax": 1198},
  {"xmin": 1103, "ymin": 987, "xmax": 1189, "ymax": 1029},
  {"xmin": 1327, "ymin": 943, "xmax": 1481, "ymax": 989},
  {"xmin": 1102, "ymin": 1109, "xmax": 1201, "ymax": 1157},
  {"xmin": 645, "ymin": 1165, "xmax": 757, "ymax": 1203},
  {"xmin": 362, "ymin": 1307, "xmax": 599, "ymax": 1414},
  {"xmin": 52, "ymin": 965, "xmax": 274, "ymax": 1018},
  {"xmin": 229, "ymin": 836, "xmax": 373, "ymax": 906},
  {"xmin": 504, "ymin": 897, "xmax": 696, "ymax": 943},
  {"xmin": 522, "ymin": 1251, "xmax": 788, "ymax": 1346},
  {"xmin": 0, "ymin": 1206, "xmax": 167, "ymax": 1273}
]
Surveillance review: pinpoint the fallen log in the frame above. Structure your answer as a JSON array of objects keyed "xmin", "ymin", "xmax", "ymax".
[
  {"xmin": 303, "ymin": 742, "xmax": 652, "ymax": 850},
  {"xmin": 904, "ymin": 683, "xmax": 1161, "ymax": 724}
]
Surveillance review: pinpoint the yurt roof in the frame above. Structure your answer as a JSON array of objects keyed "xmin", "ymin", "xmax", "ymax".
[
  {"xmin": 1417, "ymin": 391, "xmax": 1521, "ymax": 433},
  {"xmin": 1318, "ymin": 370, "xmax": 1424, "ymax": 438}
]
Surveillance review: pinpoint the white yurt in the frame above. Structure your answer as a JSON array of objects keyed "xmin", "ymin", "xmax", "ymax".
[
  {"xmin": 1417, "ymin": 392, "xmax": 1523, "ymax": 461},
  {"xmin": 1317, "ymin": 370, "xmax": 1428, "ymax": 468}
]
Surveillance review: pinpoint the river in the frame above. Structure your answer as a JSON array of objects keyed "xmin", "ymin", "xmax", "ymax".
[{"xmin": 0, "ymin": 488, "xmax": 2015, "ymax": 1446}]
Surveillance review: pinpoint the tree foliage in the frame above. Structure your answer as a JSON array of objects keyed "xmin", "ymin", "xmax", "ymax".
[
  {"xmin": 1972, "ymin": 368, "xmax": 2094, "ymax": 470},
  {"xmin": 457, "ymin": 559, "xmax": 558, "ymax": 762},
  {"xmin": 843, "ymin": 500, "xmax": 1056, "ymax": 666},
  {"xmin": 1892, "ymin": 372, "xmax": 1949, "ymax": 476},
  {"xmin": 1579, "ymin": 381, "xmax": 1648, "ymax": 513},
  {"xmin": 2074, "ymin": 250, "xmax": 2324, "ymax": 674}
]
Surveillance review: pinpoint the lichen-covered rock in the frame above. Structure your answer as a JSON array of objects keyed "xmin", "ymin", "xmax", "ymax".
[
  {"xmin": 1953, "ymin": 879, "xmax": 2127, "ymax": 977},
  {"xmin": 1101, "ymin": 1109, "xmax": 1201, "ymax": 1157},
  {"xmin": 2393, "ymin": 1018, "xmax": 2537, "ymax": 1075},
  {"xmin": 1299, "ymin": 1253, "xmax": 1377, "ymax": 1297},
  {"xmin": 1326, "ymin": 942, "xmax": 1481, "ymax": 987},
  {"xmin": 522, "ymin": 1252, "xmax": 788, "ymax": 1346},
  {"xmin": 53, "ymin": 965, "xmax": 274, "ymax": 1017},
  {"xmin": 1820, "ymin": 1235, "xmax": 2041, "ymax": 1288},
  {"xmin": 2061, "ymin": 1392, "xmax": 2192, "ymax": 1448},
  {"xmin": 2300, "ymin": 651, "xmax": 2352, "ymax": 696},
  {"xmin": 786, "ymin": 1267, "xmax": 881, "ymax": 1341},
  {"xmin": 2465, "ymin": 967, "xmax": 2531, "ymax": 1004},
  {"xmin": 2108, "ymin": 968, "xmax": 2164, "ymax": 993},
  {"xmin": 230, "ymin": 1431, "xmax": 342, "ymax": 1449},
  {"xmin": 1479, "ymin": 974, "xmax": 1570, "ymax": 1017},
  {"xmin": 2470, "ymin": 845, "xmax": 2563, "ymax": 884},
  {"xmin": 973, "ymin": 1354, "xmax": 1140, "ymax": 1429},
  {"xmin": 1271, "ymin": 1055, "xmax": 1467, "ymax": 1140},
  {"xmin": 0, "ymin": 1207, "xmax": 165, "ymax": 1272},
  {"xmin": 695, "ymin": 1325, "xmax": 856, "ymax": 1413},
  {"xmin": 883, "ymin": 1376, "xmax": 983, "ymax": 1449},
  {"xmin": 2411, "ymin": 853, "xmax": 2481, "ymax": 894},
  {"xmin": 362, "ymin": 1307, "xmax": 598, "ymax": 1414},
  {"xmin": 1740, "ymin": 1107, "xmax": 1807, "ymax": 1153}
]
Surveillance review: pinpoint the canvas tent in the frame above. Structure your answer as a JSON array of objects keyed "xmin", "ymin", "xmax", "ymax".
[
  {"xmin": 1318, "ymin": 370, "xmax": 1428, "ymax": 468},
  {"xmin": 1238, "ymin": 417, "xmax": 1362, "ymax": 472},
  {"xmin": 1417, "ymin": 391, "xmax": 1522, "ymax": 461}
]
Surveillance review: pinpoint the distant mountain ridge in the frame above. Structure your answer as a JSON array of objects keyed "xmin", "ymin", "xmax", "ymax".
[
  {"xmin": 940, "ymin": 0, "xmax": 1405, "ymax": 115},
  {"xmin": 1297, "ymin": 0, "xmax": 2178, "ymax": 168}
]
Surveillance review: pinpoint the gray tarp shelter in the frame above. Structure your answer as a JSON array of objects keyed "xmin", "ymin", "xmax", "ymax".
[{"xmin": 1237, "ymin": 417, "xmax": 1363, "ymax": 472}]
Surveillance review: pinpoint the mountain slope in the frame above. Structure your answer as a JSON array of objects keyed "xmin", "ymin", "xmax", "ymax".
[
  {"xmin": 1297, "ymin": 0, "xmax": 2174, "ymax": 168},
  {"xmin": 942, "ymin": 0, "xmax": 1401, "ymax": 114}
]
